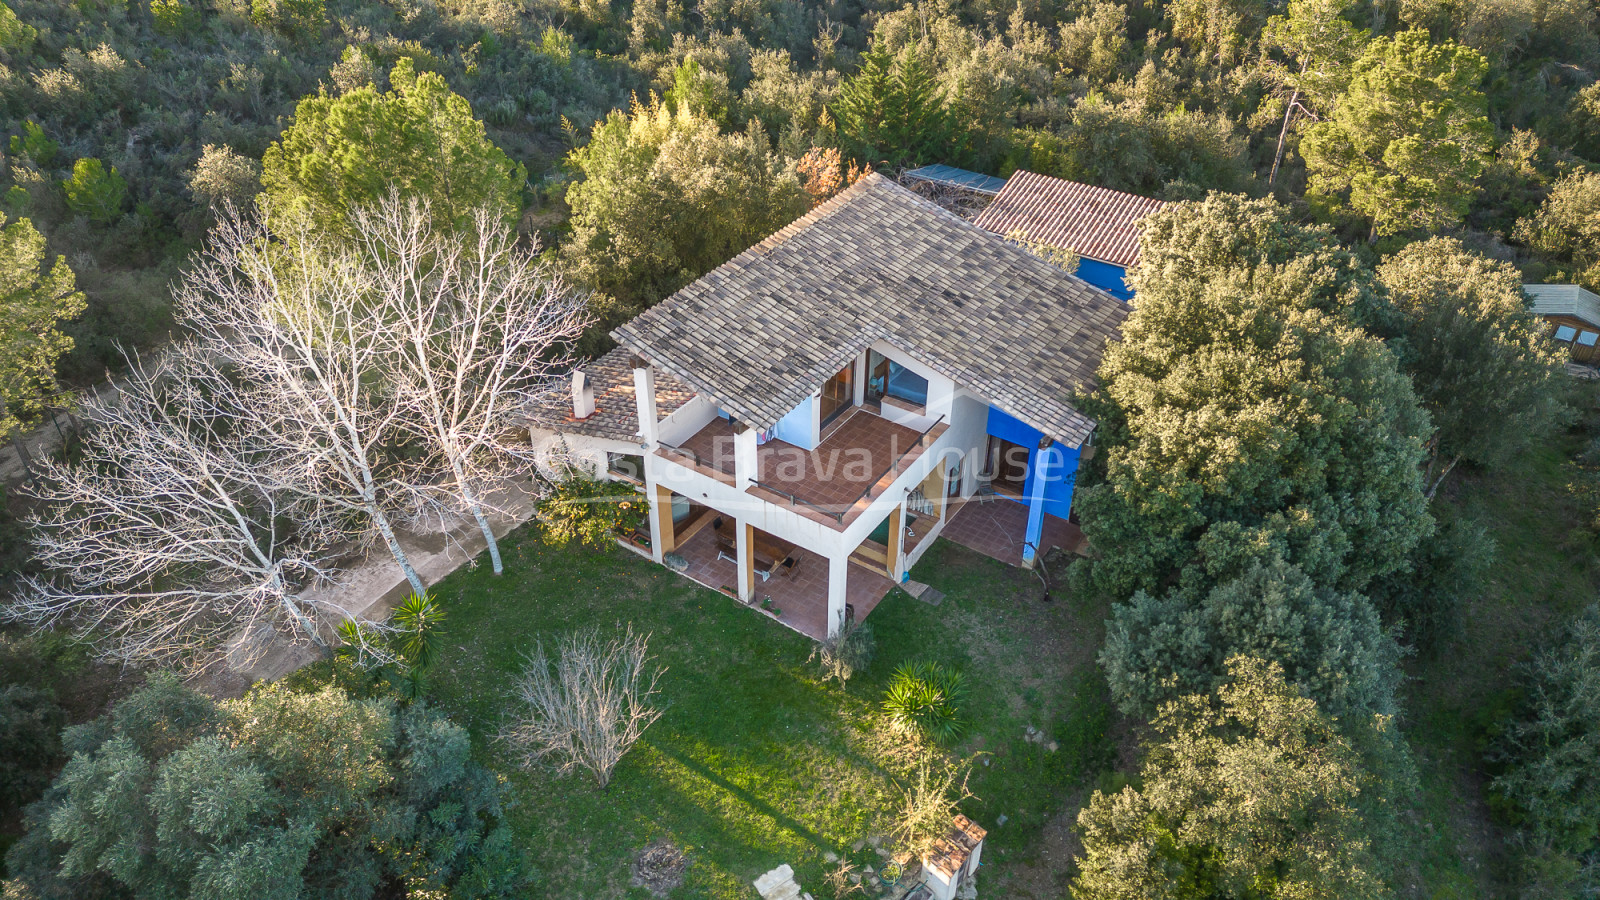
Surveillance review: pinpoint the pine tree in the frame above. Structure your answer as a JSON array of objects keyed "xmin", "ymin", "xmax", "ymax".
[{"xmin": 832, "ymin": 45, "xmax": 959, "ymax": 168}]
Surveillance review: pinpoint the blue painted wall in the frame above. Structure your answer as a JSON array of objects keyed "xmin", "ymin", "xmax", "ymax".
[
  {"xmin": 984, "ymin": 407, "xmax": 1080, "ymax": 519},
  {"xmin": 1075, "ymin": 257, "xmax": 1133, "ymax": 301},
  {"xmin": 772, "ymin": 395, "xmax": 818, "ymax": 449}
]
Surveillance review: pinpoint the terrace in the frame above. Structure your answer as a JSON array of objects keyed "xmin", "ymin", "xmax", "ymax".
[{"xmin": 659, "ymin": 407, "xmax": 949, "ymax": 529}]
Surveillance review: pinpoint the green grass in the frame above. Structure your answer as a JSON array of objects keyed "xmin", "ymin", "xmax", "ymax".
[
  {"xmin": 421, "ymin": 530, "xmax": 1114, "ymax": 899},
  {"xmin": 1400, "ymin": 416, "xmax": 1600, "ymax": 898}
]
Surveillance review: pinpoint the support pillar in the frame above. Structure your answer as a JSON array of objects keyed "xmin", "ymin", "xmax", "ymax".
[
  {"xmin": 826, "ymin": 553, "xmax": 850, "ymax": 638},
  {"xmin": 736, "ymin": 520, "xmax": 755, "ymax": 603},
  {"xmin": 648, "ymin": 483, "xmax": 675, "ymax": 562},
  {"xmin": 886, "ymin": 502, "xmax": 903, "ymax": 580},
  {"xmin": 733, "ymin": 423, "xmax": 758, "ymax": 491},
  {"xmin": 1021, "ymin": 442, "xmax": 1054, "ymax": 568}
]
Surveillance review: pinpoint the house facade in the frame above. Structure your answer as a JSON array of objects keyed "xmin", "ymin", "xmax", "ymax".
[{"xmin": 525, "ymin": 174, "xmax": 1126, "ymax": 639}]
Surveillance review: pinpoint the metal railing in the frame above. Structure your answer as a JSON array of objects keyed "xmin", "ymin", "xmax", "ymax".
[
  {"xmin": 749, "ymin": 478, "xmax": 848, "ymax": 523},
  {"xmin": 836, "ymin": 414, "xmax": 947, "ymax": 522}
]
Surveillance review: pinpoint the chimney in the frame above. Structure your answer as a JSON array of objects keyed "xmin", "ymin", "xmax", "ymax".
[{"xmin": 571, "ymin": 370, "xmax": 595, "ymax": 419}]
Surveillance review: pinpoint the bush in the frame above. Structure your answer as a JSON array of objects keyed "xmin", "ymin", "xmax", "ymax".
[
  {"xmin": 4, "ymin": 675, "xmax": 523, "ymax": 899},
  {"xmin": 8, "ymin": 121, "xmax": 57, "ymax": 168},
  {"xmin": 882, "ymin": 661, "xmax": 966, "ymax": 743},
  {"xmin": 1368, "ymin": 515, "xmax": 1494, "ymax": 653},
  {"xmin": 500, "ymin": 625, "xmax": 664, "ymax": 789},
  {"xmin": 808, "ymin": 614, "xmax": 874, "ymax": 684},
  {"xmin": 1100, "ymin": 556, "xmax": 1403, "ymax": 723},
  {"xmin": 535, "ymin": 464, "xmax": 650, "ymax": 549},
  {"xmin": 1515, "ymin": 170, "xmax": 1600, "ymax": 293},
  {"xmin": 149, "ymin": 0, "xmax": 198, "ymax": 35},
  {"xmin": 0, "ymin": 683, "xmax": 65, "ymax": 812},
  {"xmin": 249, "ymin": 0, "xmax": 325, "ymax": 36},
  {"xmin": 62, "ymin": 159, "xmax": 127, "ymax": 224},
  {"xmin": 335, "ymin": 592, "xmax": 448, "ymax": 700},
  {"xmin": 185, "ymin": 144, "xmax": 261, "ymax": 210}
]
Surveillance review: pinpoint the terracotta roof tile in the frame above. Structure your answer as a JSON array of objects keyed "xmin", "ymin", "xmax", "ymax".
[
  {"xmin": 610, "ymin": 174, "xmax": 1126, "ymax": 448},
  {"xmin": 520, "ymin": 346, "xmax": 695, "ymax": 442},
  {"xmin": 972, "ymin": 170, "xmax": 1165, "ymax": 268}
]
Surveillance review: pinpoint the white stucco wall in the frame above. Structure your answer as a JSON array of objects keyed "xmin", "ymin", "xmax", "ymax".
[
  {"xmin": 658, "ymin": 394, "xmax": 718, "ymax": 446},
  {"xmin": 869, "ymin": 341, "xmax": 952, "ymax": 432}
]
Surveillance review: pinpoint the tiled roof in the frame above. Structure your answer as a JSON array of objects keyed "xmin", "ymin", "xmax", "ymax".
[
  {"xmin": 1526, "ymin": 283, "xmax": 1600, "ymax": 328},
  {"xmin": 611, "ymin": 173, "xmax": 1127, "ymax": 448},
  {"xmin": 520, "ymin": 346, "xmax": 696, "ymax": 442},
  {"xmin": 972, "ymin": 170, "xmax": 1166, "ymax": 268}
]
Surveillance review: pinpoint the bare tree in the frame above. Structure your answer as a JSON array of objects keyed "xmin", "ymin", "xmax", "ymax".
[
  {"xmin": 891, "ymin": 753, "xmax": 976, "ymax": 863},
  {"xmin": 501, "ymin": 625, "xmax": 665, "ymax": 789},
  {"xmin": 7, "ymin": 349, "xmax": 341, "ymax": 668},
  {"xmin": 175, "ymin": 207, "xmax": 429, "ymax": 597},
  {"xmin": 352, "ymin": 196, "xmax": 588, "ymax": 575}
]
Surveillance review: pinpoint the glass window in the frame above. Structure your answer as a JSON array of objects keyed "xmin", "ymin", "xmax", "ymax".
[
  {"xmin": 884, "ymin": 361, "xmax": 929, "ymax": 406},
  {"xmin": 607, "ymin": 452, "xmax": 644, "ymax": 482},
  {"xmin": 1555, "ymin": 325, "xmax": 1578, "ymax": 341},
  {"xmin": 1579, "ymin": 331, "xmax": 1598, "ymax": 347}
]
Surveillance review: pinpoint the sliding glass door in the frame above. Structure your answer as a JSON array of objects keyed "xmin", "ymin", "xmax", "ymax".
[{"xmin": 819, "ymin": 362, "xmax": 854, "ymax": 428}]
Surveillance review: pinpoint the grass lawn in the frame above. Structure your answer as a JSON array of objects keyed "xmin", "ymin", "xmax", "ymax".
[
  {"xmin": 1399, "ymin": 404, "xmax": 1600, "ymax": 898},
  {"xmin": 424, "ymin": 528, "xmax": 1115, "ymax": 899}
]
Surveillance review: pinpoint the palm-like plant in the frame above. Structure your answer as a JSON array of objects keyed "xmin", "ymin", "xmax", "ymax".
[
  {"xmin": 336, "ymin": 592, "xmax": 447, "ymax": 700},
  {"xmin": 882, "ymin": 661, "xmax": 966, "ymax": 743}
]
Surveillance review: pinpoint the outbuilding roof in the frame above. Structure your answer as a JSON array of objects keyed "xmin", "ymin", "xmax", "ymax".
[
  {"xmin": 610, "ymin": 173, "xmax": 1127, "ymax": 448},
  {"xmin": 972, "ymin": 170, "xmax": 1165, "ymax": 269},
  {"xmin": 521, "ymin": 346, "xmax": 696, "ymax": 442},
  {"xmin": 902, "ymin": 164, "xmax": 1008, "ymax": 196},
  {"xmin": 1526, "ymin": 283, "xmax": 1600, "ymax": 329}
]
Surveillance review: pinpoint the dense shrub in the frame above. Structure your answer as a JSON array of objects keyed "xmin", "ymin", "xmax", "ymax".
[
  {"xmin": 1101, "ymin": 556, "xmax": 1402, "ymax": 721},
  {"xmin": 1076, "ymin": 657, "xmax": 1396, "ymax": 900},
  {"xmin": 882, "ymin": 660, "xmax": 966, "ymax": 743},
  {"xmin": 5, "ymin": 675, "xmax": 522, "ymax": 899},
  {"xmin": 1489, "ymin": 604, "xmax": 1600, "ymax": 898}
]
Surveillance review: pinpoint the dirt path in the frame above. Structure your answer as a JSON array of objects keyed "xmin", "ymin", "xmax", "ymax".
[{"xmin": 206, "ymin": 478, "xmax": 542, "ymax": 692}]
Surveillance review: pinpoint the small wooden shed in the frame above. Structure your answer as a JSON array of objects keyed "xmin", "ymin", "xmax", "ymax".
[{"xmin": 1527, "ymin": 283, "xmax": 1600, "ymax": 366}]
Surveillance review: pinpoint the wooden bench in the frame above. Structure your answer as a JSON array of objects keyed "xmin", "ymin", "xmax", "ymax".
[{"xmin": 715, "ymin": 526, "xmax": 795, "ymax": 582}]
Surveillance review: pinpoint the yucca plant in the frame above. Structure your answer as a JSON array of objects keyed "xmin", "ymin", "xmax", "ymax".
[
  {"xmin": 882, "ymin": 661, "xmax": 966, "ymax": 743},
  {"xmin": 336, "ymin": 592, "xmax": 447, "ymax": 700}
]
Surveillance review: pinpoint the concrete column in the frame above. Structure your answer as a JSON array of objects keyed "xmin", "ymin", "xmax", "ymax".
[
  {"xmin": 736, "ymin": 519, "xmax": 755, "ymax": 603},
  {"xmin": 631, "ymin": 357, "xmax": 659, "ymax": 446},
  {"xmin": 852, "ymin": 351, "xmax": 867, "ymax": 407},
  {"xmin": 826, "ymin": 552, "xmax": 850, "ymax": 638},
  {"xmin": 733, "ymin": 423, "xmax": 758, "ymax": 491}
]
